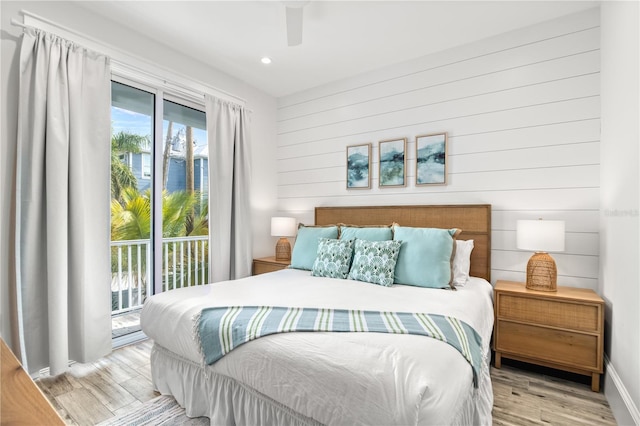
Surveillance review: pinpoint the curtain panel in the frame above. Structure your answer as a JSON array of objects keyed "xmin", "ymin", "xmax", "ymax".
[
  {"xmin": 206, "ymin": 95, "xmax": 253, "ymax": 282},
  {"xmin": 15, "ymin": 28, "xmax": 112, "ymax": 375}
]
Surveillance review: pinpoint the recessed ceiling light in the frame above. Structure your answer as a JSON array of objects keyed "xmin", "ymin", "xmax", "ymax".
[{"xmin": 261, "ymin": 57, "xmax": 272, "ymax": 65}]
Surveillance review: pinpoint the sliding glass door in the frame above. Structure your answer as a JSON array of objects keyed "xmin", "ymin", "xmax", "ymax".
[
  {"xmin": 109, "ymin": 80, "xmax": 208, "ymax": 342},
  {"xmin": 160, "ymin": 100, "xmax": 209, "ymax": 292},
  {"xmin": 110, "ymin": 81, "xmax": 154, "ymax": 340}
]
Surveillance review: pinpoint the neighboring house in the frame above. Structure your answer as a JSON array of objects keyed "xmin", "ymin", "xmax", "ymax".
[{"xmin": 120, "ymin": 139, "xmax": 209, "ymax": 197}]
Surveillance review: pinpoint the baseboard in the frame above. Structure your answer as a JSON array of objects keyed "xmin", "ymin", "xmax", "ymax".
[{"xmin": 605, "ymin": 355, "xmax": 640, "ymax": 425}]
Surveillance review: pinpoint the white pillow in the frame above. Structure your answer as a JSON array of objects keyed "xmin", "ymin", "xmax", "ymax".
[{"xmin": 453, "ymin": 239, "xmax": 474, "ymax": 286}]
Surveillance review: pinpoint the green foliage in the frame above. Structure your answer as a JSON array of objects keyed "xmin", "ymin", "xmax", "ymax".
[
  {"xmin": 188, "ymin": 201, "xmax": 209, "ymax": 236},
  {"xmin": 110, "ymin": 131, "xmax": 149, "ymax": 203},
  {"xmin": 111, "ymin": 187, "xmax": 151, "ymax": 241},
  {"xmin": 110, "ymin": 130, "xmax": 209, "ymax": 299},
  {"xmin": 110, "ymin": 153, "xmax": 137, "ymax": 202},
  {"xmin": 110, "ymin": 130, "xmax": 209, "ymax": 240},
  {"xmin": 111, "ymin": 188, "xmax": 208, "ymax": 241},
  {"xmin": 112, "ymin": 131, "xmax": 148, "ymax": 154}
]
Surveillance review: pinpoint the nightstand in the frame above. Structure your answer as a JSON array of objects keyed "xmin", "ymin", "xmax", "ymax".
[
  {"xmin": 252, "ymin": 256, "xmax": 291, "ymax": 275},
  {"xmin": 493, "ymin": 280, "xmax": 604, "ymax": 392}
]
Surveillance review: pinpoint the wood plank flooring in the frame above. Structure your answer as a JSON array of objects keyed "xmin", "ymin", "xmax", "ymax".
[
  {"xmin": 492, "ymin": 360, "xmax": 616, "ymax": 425},
  {"xmin": 35, "ymin": 339, "xmax": 617, "ymax": 425},
  {"xmin": 35, "ymin": 340, "xmax": 156, "ymax": 425}
]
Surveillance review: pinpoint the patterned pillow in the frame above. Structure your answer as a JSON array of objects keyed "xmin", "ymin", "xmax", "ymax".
[
  {"xmin": 311, "ymin": 238, "xmax": 355, "ymax": 279},
  {"xmin": 348, "ymin": 239, "xmax": 402, "ymax": 287}
]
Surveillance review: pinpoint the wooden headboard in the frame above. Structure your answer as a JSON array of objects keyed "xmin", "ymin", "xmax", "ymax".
[{"xmin": 315, "ymin": 204, "xmax": 491, "ymax": 281}]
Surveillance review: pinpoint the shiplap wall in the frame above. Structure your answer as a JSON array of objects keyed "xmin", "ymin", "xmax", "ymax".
[{"xmin": 276, "ymin": 8, "xmax": 600, "ymax": 289}]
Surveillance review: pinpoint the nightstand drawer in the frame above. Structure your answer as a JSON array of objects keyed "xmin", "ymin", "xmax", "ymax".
[
  {"xmin": 254, "ymin": 262, "xmax": 287, "ymax": 275},
  {"xmin": 497, "ymin": 294, "xmax": 599, "ymax": 332},
  {"xmin": 496, "ymin": 321, "xmax": 598, "ymax": 370},
  {"xmin": 252, "ymin": 257, "xmax": 290, "ymax": 276}
]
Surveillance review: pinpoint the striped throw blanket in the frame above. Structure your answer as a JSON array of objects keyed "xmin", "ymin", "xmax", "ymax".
[{"xmin": 195, "ymin": 306, "xmax": 483, "ymax": 387}]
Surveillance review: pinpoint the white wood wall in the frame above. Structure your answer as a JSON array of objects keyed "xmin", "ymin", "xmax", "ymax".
[{"xmin": 276, "ymin": 8, "xmax": 600, "ymax": 289}]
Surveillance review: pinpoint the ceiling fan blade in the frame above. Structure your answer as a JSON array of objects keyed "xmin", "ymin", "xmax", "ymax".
[{"xmin": 286, "ymin": 6, "xmax": 303, "ymax": 46}]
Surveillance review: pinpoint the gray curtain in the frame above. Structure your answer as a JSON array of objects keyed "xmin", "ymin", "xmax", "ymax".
[
  {"xmin": 206, "ymin": 95, "xmax": 253, "ymax": 282},
  {"xmin": 15, "ymin": 28, "xmax": 112, "ymax": 375}
]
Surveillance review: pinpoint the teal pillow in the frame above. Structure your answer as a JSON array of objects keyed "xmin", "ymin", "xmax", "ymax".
[
  {"xmin": 311, "ymin": 238, "xmax": 355, "ymax": 279},
  {"xmin": 290, "ymin": 225, "xmax": 339, "ymax": 270},
  {"xmin": 393, "ymin": 226, "xmax": 460, "ymax": 289},
  {"xmin": 339, "ymin": 225, "xmax": 392, "ymax": 242},
  {"xmin": 348, "ymin": 239, "xmax": 402, "ymax": 287}
]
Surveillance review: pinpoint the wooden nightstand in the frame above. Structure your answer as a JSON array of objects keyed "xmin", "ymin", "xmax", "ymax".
[
  {"xmin": 252, "ymin": 256, "xmax": 291, "ymax": 275},
  {"xmin": 493, "ymin": 280, "xmax": 604, "ymax": 392}
]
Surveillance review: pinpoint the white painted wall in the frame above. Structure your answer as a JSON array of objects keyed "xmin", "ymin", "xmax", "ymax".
[
  {"xmin": 277, "ymin": 8, "xmax": 601, "ymax": 290},
  {"xmin": 600, "ymin": 2, "xmax": 639, "ymax": 424},
  {"xmin": 0, "ymin": 1, "xmax": 278, "ymax": 347}
]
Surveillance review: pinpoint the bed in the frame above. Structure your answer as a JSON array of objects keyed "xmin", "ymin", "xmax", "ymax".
[{"xmin": 141, "ymin": 204, "xmax": 494, "ymax": 425}]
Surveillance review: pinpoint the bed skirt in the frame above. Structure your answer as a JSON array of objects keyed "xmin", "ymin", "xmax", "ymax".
[{"xmin": 149, "ymin": 343, "xmax": 493, "ymax": 425}]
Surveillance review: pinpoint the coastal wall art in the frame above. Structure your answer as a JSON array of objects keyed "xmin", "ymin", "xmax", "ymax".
[
  {"xmin": 346, "ymin": 143, "xmax": 371, "ymax": 189},
  {"xmin": 416, "ymin": 133, "xmax": 447, "ymax": 185},
  {"xmin": 379, "ymin": 138, "xmax": 407, "ymax": 188}
]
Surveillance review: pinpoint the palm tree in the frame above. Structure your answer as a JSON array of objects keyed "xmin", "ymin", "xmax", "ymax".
[
  {"xmin": 110, "ymin": 188, "xmax": 209, "ymax": 294},
  {"xmin": 185, "ymin": 126, "xmax": 195, "ymax": 234},
  {"xmin": 162, "ymin": 121, "xmax": 173, "ymax": 190},
  {"xmin": 110, "ymin": 187, "xmax": 208, "ymax": 241},
  {"xmin": 110, "ymin": 130, "xmax": 210, "ymax": 304},
  {"xmin": 162, "ymin": 189, "xmax": 200, "ymax": 238},
  {"xmin": 187, "ymin": 199, "xmax": 208, "ymax": 236},
  {"xmin": 110, "ymin": 187, "xmax": 151, "ymax": 241},
  {"xmin": 111, "ymin": 131, "xmax": 149, "ymax": 202}
]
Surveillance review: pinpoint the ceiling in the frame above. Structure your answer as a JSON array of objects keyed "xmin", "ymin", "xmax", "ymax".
[{"xmin": 78, "ymin": 1, "xmax": 598, "ymax": 98}]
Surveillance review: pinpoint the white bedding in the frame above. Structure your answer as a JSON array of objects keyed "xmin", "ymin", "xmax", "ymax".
[{"xmin": 141, "ymin": 268, "xmax": 494, "ymax": 425}]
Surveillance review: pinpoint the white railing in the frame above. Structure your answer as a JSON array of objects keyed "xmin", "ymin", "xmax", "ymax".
[
  {"xmin": 110, "ymin": 236, "xmax": 209, "ymax": 315},
  {"xmin": 162, "ymin": 235, "xmax": 209, "ymax": 292},
  {"xmin": 111, "ymin": 239, "xmax": 151, "ymax": 315}
]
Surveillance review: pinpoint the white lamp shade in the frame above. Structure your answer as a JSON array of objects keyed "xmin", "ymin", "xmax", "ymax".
[
  {"xmin": 517, "ymin": 220, "xmax": 565, "ymax": 252},
  {"xmin": 271, "ymin": 217, "xmax": 297, "ymax": 237}
]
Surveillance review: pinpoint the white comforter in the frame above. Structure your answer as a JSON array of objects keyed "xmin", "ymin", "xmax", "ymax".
[{"xmin": 141, "ymin": 268, "xmax": 494, "ymax": 425}]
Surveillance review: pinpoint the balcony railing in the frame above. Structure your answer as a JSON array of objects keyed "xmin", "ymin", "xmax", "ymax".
[
  {"xmin": 111, "ymin": 239, "xmax": 150, "ymax": 315},
  {"xmin": 110, "ymin": 236, "xmax": 209, "ymax": 315}
]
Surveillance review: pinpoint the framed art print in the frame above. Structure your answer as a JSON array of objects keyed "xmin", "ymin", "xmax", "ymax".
[
  {"xmin": 346, "ymin": 143, "xmax": 371, "ymax": 189},
  {"xmin": 378, "ymin": 138, "xmax": 407, "ymax": 188},
  {"xmin": 416, "ymin": 133, "xmax": 447, "ymax": 185}
]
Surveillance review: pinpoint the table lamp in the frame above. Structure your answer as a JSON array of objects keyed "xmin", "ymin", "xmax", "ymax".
[
  {"xmin": 271, "ymin": 217, "xmax": 297, "ymax": 261},
  {"xmin": 516, "ymin": 219, "xmax": 565, "ymax": 291}
]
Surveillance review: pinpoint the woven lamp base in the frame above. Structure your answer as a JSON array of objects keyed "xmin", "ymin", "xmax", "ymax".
[
  {"xmin": 275, "ymin": 237, "xmax": 292, "ymax": 261},
  {"xmin": 526, "ymin": 252, "xmax": 557, "ymax": 291}
]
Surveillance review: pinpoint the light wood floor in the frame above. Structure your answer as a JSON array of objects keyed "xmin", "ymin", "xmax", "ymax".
[
  {"xmin": 36, "ymin": 340, "xmax": 157, "ymax": 425},
  {"xmin": 36, "ymin": 339, "xmax": 617, "ymax": 425}
]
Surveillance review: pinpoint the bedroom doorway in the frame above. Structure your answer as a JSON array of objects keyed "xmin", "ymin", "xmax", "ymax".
[{"xmin": 109, "ymin": 79, "xmax": 209, "ymax": 346}]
